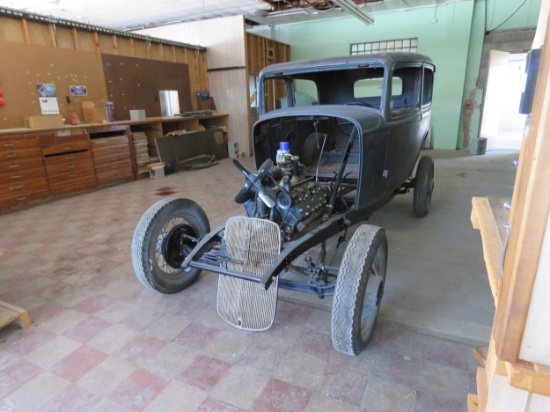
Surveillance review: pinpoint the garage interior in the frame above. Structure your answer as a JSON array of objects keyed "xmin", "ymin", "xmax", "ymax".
[{"xmin": 0, "ymin": 1, "xmax": 549, "ymax": 411}]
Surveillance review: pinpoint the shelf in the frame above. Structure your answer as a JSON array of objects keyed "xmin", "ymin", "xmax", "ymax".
[{"xmin": 470, "ymin": 197, "xmax": 510, "ymax": 304}]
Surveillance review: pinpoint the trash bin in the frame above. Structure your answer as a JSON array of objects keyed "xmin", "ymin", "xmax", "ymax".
[{"xmin": 470, "ymin": 137, "xmax": 487, "ymax": 155}]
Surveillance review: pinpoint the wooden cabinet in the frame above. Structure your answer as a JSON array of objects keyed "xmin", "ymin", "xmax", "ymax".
[
  {"xmin": 41, "ymin": 132, "xmax": 97, "ymax": 195},
  {"xmin": 0, "ymin": 135, "xmax": 49, "ymax": 210},
  {"xmin": 0, "ymin": 114, "xmax": 227, "ymax": 214},
  {"xmin": 89, "ymin": 126, "xmax": 134, "ymax": 186}
]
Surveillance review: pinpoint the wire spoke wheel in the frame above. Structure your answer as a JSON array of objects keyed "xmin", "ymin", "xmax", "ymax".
[
  {"xmin": 155, "ymin": 218, "xmax": 197, "ymax": 274},
  {"xmin": 132, "ymin": 198, "xmax": 210, "ymax": 294}
]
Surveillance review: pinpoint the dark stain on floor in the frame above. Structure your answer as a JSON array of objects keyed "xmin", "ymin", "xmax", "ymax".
[{"xmin": 155, "ymin": 187, "xmax": 176, "ymax": 196}]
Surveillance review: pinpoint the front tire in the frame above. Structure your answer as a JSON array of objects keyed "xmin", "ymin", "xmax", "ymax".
[
  {"xmin": 331, "ymin": 224, "xmax": 388, "ymax": 356},
  {"xmin": 413, "ymin": 155, "xmax": 434, "ymax": 217},
  {"xmin": 131, "ymin": 198, "xmax": 210, "ymax": 294}
]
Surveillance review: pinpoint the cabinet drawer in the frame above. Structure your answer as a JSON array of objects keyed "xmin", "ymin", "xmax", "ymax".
[
  {"xmin": 42, "ymin": 141, "xmax": 90, "ymax": 156},
  {"xmin": 45, "ymin": 157, "xmax": 94, "ymax": 176},
  {"xmin": 0, "ymin": 176, "xmax": 49, "ymax": 198},
  {"xmin": 46, "ymin": 166, "xmax": 95, "ymax": 186},
  {"xmin": 1, "ymin": 148, "xmax": 42, "ymax": 161},
  {"xmin": 95, "ymin": 159, "xmax": 133, "ymax": 175},
  {"xmin": 96, "ymin": 169, "xmax": 134, "ymax": 186},
  {"xmin": 0, "ymin": 167, "xmax": 46, "ymax": 185},
  {"xmin": 0, "ymin": 189, "xmax": 50, "ymax": 210},
  {"xmin": 92, "ymin": 151, "xmax": 131, "ymax": 166},
  {"xmin": 49, "ymin": 177, "xmax": 96, "ymax": 195},
  {"xmin": 0, "ymin": 157, "xmax": 44, "ymax": 173},
  {"xmin": 92, "ymin": 144, "xmax": 130, "ymax": 159},
  {"xmin": 91, "ymin": 135, "xmax": 128, "ymax": 148},
  {"xmin": 0, "ymin": 137, "xmax": 40, "ymax": 152},
  {"xmin": 40, "ymin": 133, "xmax": 88, "ymax": 147},
  {"xmin": 43, "ymin": 150, "xmax": 92, "ymax": 166}
]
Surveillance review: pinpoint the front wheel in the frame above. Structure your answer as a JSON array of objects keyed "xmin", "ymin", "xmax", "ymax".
[
  {"xmin": 331, "ymin": 224, "xmax": 388, "ymax": 356},
  {"xmin": 131, "ymin": 198, "xmax": 210, "ymax": 294}
]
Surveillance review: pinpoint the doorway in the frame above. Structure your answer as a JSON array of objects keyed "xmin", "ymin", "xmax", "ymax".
[{"xmin": 480, "ymin": 51, "xmax": 528, "ymax": 150}]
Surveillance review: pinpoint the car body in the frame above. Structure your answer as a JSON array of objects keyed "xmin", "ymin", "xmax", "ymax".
[{"xmin": 132, "ymin": 52, "xmax": 436, "ymax": 356}]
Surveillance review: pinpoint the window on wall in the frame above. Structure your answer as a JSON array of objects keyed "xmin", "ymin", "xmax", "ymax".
[{"xmin": 350, "ymin": 38, "xmax": 418, "ymax": 55}]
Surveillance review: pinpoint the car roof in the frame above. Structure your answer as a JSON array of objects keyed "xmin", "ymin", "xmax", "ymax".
[{"xmin": 260, "ymin": 52, "xmax": 435, "ymax": 77}]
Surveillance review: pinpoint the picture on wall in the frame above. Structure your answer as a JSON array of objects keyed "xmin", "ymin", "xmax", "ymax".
[
  {"xmin": 36, "ymin": 83, "xmax": 56, "ymax": 98},
  {"xmin": 70, "ymin": 85, "xmax": 88, "ymax": 96},
  {"xmin": 36, "ymin": 83, "xmax": 59, "ymax": 114}
]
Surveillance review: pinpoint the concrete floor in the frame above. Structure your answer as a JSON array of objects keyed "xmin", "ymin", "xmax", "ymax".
[
  {"xmin": 279, "ymin": 149, "xmax": 518, "ymax": 346},
  {"xmin": 0, "ymin": 149, "xmax": 518, "ymax": 411}
]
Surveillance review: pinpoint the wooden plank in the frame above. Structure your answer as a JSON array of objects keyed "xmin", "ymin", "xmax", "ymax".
[
  {"xmin": 47, "ymin": 24, "xmax": 57, "ymax": 48},
  {"xmin": 473, "ymin": 346, "xmax": 488, "ymax": 368},
  {"xmin": 171, "ymin": 45, "xmax": 176, "ymax": 63},
  {"xmin": 471, "ymin": 197, "xmax": 507, "ymax": 303},
  {"xmin": 129, "ymin": 38, "xmax": 135, "ymax": 57},
  {"xmin": 72, "ymin": 28, "xmax": 79, "ymax": 50},
  {"xmin": 0, "ymin": 16, "xmax": 25, "ymax": 43},
  {"xmin": 0, "ymin": 300, "xmax": 30, "ymax": 328},
  {"xmin": 467, "ymin": 393, "xmax": 479, "ymax": 412},
  {"xmin": 54, "ymin": 26, "xmax": 75, "ymax": 50},
  {"xmin": 92, "ymin": 32, "xmax": 100, "ymax": 53},
  {"xmin": 494, "ymin": 13, "xmax": 550, "ymax": 363},
  {"xmin": 476, "ymin": 367, "xmax": 488, "ymax": 412},
  {"xmin": 506, "ymin": 361, "xmax": 550, "ymax": 397},
  {"xmin": 112, "ymin": 35, "xmax": 119, "ymax": 55},
  {"xmin": 20, "ymin": 19, "xmax": 30, "ymax": 44}
]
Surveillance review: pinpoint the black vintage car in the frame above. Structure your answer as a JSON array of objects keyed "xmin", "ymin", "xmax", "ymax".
[{"xmin": 132, "ymin": 52, "xmax": 436, "ymax": 356}]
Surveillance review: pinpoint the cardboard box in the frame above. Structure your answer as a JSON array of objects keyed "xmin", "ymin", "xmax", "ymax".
[
  {"xmin": 82, "ymin": 101, "xmax": 108, "ymax": 124},
  {"xmin": 25, "ymin": 114, "xmax": 64, "ymax": 129},
  {"xmin": 130, "ymin": 110, "xmax": 146, "ymax": 121}
]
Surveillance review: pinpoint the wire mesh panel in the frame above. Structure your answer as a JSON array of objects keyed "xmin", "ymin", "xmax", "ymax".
[{"xmin": 217, "ymin": 216, "xmax": 281, "ymax": 331}]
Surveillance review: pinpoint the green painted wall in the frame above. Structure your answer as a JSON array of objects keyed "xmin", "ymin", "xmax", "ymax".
[
  {"xmin": 249, "ymin": 0, "xmax": 542, "ymax": 150},
  {"xmin": 459, "ymin": 0, "xmax": 541, "ymax": 148}
]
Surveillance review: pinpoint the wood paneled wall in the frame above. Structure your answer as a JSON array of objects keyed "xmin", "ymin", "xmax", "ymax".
[
  {"xmin": 138, "ymin": 16, "xmax": 250, "ymax": 155},
  {"xmin": 246, "ymin": 33, "xmax": 291, "ymax": 76},
  {"xmin": 138, "ymin": 17, "xmax": 291, "ymax": 156},
  {"xmin": 0, "ymin": 10, "xmax": 208, "ymax": 128},
  {"xmin": 139, "ymin": 15, "xmax": 247, "ymax": 70}
]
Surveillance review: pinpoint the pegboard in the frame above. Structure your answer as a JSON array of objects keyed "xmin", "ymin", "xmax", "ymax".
[
  {"xmin": 0, "ymin": 42, "xmax": 108, "ymax": 129},
  {"xmin": 101, "ymin": 54, "xmax": 192, "ymax": 120}
]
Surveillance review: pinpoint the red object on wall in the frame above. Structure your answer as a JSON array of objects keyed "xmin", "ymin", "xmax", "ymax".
[
  {"xmin": 0, "ymin": 97, "xmax": 5, "ymax": 107},
  {"xmin": 0, "ymin": 88, "xmax": 3, "ymax": 97}
]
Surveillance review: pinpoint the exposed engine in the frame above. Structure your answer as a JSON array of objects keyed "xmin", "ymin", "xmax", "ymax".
[
  {"xmin": 239, "ymin": 140, "xmax": 330, "ymax": 241},
  {"xmin": 276, "ymin": 181, "xmax": 328, "ymax": 239}
]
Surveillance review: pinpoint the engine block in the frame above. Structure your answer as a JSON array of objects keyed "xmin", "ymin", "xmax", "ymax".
[{"xmin": 279, "ymin": 182, "xmax": 328, "ymax": 235}]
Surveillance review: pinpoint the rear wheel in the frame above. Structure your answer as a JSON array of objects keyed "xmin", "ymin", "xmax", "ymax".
[
  {"xmin": 131, "ymin": 198, "xmax": 210, "ymax": 294},
  {"xmin": 331, "ymin": 224, "xmax": 388, "ymax": 356},
  {"xmin": 413, "ymin": 156, "xmax": 434, "ymax": 217}
]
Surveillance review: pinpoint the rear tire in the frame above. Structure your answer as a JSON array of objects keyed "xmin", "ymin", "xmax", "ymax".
[
  {"xmin": 131, "ymin": 198, "xmax": 210, "ymax": 294},
  {"xmin": 413, "ymin": 156, "xmax": 434, "ymax": 217},
  {"xmin": 331, "ymin": 224, "xmax": 388, "ymax": 356}
]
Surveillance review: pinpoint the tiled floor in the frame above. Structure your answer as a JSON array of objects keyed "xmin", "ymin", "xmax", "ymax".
[{"xmin": 0, "ymin": 156, "xmax": 479, "ymax": 411}]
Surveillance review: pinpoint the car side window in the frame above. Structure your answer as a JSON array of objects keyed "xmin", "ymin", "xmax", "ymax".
[
  {"xmin": 422, "ymin": 67, "xmax": 434, "ymax": 106},
  {"xmin": 390, "ymin": 66, "xmax": 422, "ymax": 113}
]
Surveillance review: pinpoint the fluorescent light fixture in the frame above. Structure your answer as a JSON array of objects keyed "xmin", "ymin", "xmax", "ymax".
[
  {"xmin": 265, "ymin": 8, "xmax": 305, "ymax": 19},
  {"xmin": 332, "ymin": 0, "xmax": 374, "ymax": 25}
]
